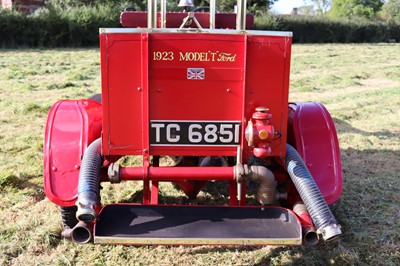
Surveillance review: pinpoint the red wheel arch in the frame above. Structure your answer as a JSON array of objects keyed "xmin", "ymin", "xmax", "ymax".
[
  {"xmin": 287, "ymin": 102, "xmax": 342, "ymax": 205},
  {"xmin": 43, "ymin": 100, "xmax": 102, "ymax": 206}
]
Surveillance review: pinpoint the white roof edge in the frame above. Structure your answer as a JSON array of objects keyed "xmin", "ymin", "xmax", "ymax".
[{"xmin": 99, "ymin": 28, "xmax": 292, "ymax": 37}]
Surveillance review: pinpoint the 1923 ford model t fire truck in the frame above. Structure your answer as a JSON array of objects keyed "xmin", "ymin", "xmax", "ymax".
[{"xmin": 44, "ymin": 0, "xmax": 342, "ymax": 245}]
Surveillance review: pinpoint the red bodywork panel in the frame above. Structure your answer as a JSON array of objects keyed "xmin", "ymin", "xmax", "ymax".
[
  {"xmin": 100, "ymin": 30, "xmax": 292, "ymax": 160},
  {"xmin": 43, "ymin": 100, "xmax": 102, "ymax": 206},
  {"xmin": 287, "ymin": 102, "xmax": 343, "ymax": 205},
  {"xmin": 120, "ymin": 11, "xmax": 254, "ymax": 29}
]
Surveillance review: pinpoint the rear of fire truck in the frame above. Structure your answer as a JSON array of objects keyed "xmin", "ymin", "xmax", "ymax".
[{"xmin": 44, "ymin": 0, "xmax": 343, "ymax": 245}]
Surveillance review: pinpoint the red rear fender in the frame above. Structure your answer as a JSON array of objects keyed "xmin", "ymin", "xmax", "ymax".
[
  {"xmin": 287, "ymin": 102, "xmax": 342, "ymax": 205},
  {"xmin": 43, "ymin": 100, "xmax": 102, "ymax": 206}
]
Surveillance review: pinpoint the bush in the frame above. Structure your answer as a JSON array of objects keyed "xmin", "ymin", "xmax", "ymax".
[
  {"xmin": 0, "ymin": 9, "xmax": 31, "ymax": 47},
  {"xmin": 1, "ymin": 6, "xmax": 400, "ymax": 47},
  {"xmin": 0, "ymin": 4, "xmax": 122, "ymax": 47},
  {"xmin": 253, "ymin": 11, "xmax": 282, "ymax": 30},
  {"xmin": 255, "ymin": 14, "xmax": 400, "ymax": 43}
]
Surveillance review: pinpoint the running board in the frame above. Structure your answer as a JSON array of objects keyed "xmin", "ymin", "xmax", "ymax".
[{"xmin": 94, "ymin": 204, "xmax": 302, "ymax": 245}]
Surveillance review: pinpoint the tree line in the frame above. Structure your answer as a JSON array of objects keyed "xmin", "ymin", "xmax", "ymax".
[
  {"xmin": 4, "ymin": 0, "xmax": 400, "ymax": 22},
  {"xmin": 0, "ymin": 0, "xmax": 399, "ymax": 47},
  {"xmin": 294, "ymin": 0, "xmax": 399, "ymax": 23}
]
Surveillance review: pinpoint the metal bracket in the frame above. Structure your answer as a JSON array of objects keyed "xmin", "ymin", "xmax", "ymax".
[
  {"xmin": 179, "ymin": 12, "xmax": 203, "ymax": 29},
  {"xmin": 234, "ymin": 163, "xmax": 249, "ymax": 184},
  {"xmin": 108, "ymin": 163, "xmax": 121, "ymax": 183},
  {"xmin": 235, "ymin": 146, "xmax": 244, "ymax": 202}
]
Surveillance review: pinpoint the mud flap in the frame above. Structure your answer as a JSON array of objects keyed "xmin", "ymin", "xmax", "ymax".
[{"xmin": 94, "ymin": 204, "xmax": 302, "ymax": 245}]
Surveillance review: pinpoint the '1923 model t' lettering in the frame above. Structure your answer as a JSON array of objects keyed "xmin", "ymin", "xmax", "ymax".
[{"xmin": 153, "ymin": 51, "xmax": 237, "ymax": 62}]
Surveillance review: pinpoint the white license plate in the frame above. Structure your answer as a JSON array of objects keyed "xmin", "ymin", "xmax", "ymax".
[{"xmin": 150, "ymin": 120, "xmax": 241, "ymax": 146}]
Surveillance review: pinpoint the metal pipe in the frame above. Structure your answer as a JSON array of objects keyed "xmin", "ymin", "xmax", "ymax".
[
  {"xmin": 147, "ymin": 0, "xmax": 157, "ymax": 28},
  {"xmin": 114, "ymin": 164, "xmax": 278, "ymax": 206},
  {"xmin": 293, "ymin": 201, "xmax": 319, "ymax": 245},
  {"xmin": 209, "ymin": 0, "xmax": 216, "ymax": 29},
  {"xmin": 160, "ymin": 0, "xmax": 166, "ymax": 28},
  {"xmin": 118, "ymin": 166, "xmax": 235, "ymax": 181},
  {"xmin": 61, "ymin": 227, "xmax": 73, "ymax": 239},
  {"xmin": 60, "ymin": 221, "xmax": 93, "ymax": 244},
  {"xmin": 71, "ymin": 221, "xmax": 93, "ymax": 244},
  {"xmin": 248, "ymin": 166, "xmax": 277, "ymax": 205},
  {"xmin": 236, "ymin": 0, "xmax": 247, "ymax": 30},
  {"xmin": 233, "ymin": 164, "xmax": 279, "ymax": 205}
]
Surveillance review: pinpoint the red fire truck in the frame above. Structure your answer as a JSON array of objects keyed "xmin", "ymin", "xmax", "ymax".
[{"xmin": 44, "ymin": 0, "xmax": 342, "ymax": 245}]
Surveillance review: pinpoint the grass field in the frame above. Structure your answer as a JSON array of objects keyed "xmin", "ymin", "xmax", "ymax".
[{"xmin": 0, "ymin": 44, "xmax": 399, "ymax": 265}]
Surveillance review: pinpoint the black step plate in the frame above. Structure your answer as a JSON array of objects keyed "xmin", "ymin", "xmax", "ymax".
[{"xmin": 94, "ymin": 204, "xmax": 302, "ymax": 245}]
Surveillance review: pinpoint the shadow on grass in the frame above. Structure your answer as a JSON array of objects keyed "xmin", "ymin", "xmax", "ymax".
[
  {"xmin": 123, "ymin": 179, "xmax": 261, "ymax": 206},
  {"xmin": 333, "ymin": 117, "xmax": 399, "ymax": 138},
  {"xmin": 0, "ymin": 173, "xmax": 45, "ymax": 202}
]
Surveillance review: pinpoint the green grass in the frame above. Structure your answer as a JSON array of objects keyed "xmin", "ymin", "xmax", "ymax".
[{"xmin": 0, "ymin": 44, "xmax": 399, "ymax": 265}]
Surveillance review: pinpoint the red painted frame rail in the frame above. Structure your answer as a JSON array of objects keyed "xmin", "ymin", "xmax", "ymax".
[{"xmin": 119, "ymin": 166, "xmax": 235, "ymax": 181}]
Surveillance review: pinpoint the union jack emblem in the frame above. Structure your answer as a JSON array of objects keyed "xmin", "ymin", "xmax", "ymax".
[{"xmin": 187, "ymin": 68, "xmax": 205, "ymax": 80}]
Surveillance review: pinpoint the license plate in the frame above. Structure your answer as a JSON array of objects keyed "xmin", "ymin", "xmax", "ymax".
[{"xmin": 150, "ymin": 120, "xmax": 241, "ymax": 146}]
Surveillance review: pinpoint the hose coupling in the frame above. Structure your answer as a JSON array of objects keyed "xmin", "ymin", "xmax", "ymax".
[
  {"xmin": 76, "ymin": 192, "xmax": 98, "ymax": 222},
  {"xmin": 317, "ymin": 223, "xmax": 342, "ymax": 241}
]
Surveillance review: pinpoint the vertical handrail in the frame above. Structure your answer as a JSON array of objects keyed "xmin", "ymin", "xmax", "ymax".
[
  {"xmin": 147, "ymin": 0, "xmax": 157, "ymax": 28},
  {"xmin": 236, "ymin": 0, "xmax": 247, "ymax": 30},
  {"xmin": 209, "ymin": 0, "xmax": 216, "ymax": 29},
  {"xmin": 160, "ymin": 0, "xmax": 167, "ymax": 28},
  {"xmin": 147, "ymin": 0, "xmax": 247, "ymax": 30}
]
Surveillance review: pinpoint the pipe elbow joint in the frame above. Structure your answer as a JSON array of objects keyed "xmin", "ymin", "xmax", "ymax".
[{"xmin": 249, "ymin": 165, "xmax": 277, "ymax": 205}]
